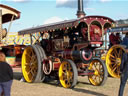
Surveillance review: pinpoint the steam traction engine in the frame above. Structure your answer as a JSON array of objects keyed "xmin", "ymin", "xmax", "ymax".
[
  {"xmin": 19, "ymin": 0, "xmax": 115, "ymax": 88},
  {"xmin": 19, "ymin": 15, "xmax": 115, "ymax": 88}
]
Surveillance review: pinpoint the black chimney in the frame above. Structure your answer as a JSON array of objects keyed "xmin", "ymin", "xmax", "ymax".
[{"xmin": 76, "ymin": 0, "xmax": 86, "ymax": 18}]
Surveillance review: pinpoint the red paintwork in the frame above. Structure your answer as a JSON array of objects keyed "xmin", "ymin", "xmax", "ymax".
[
  {"xmin": 78, "ymin": 72, "xmax": 94, "ymax": 76},
  {"xmin": 54, "ymin": 63, "xmax": 61, "ymax": 70},
  {"xmin": 53, "ymin": 58, "xmax": 61, "ymax": 70},
  {"xmin": 63, "ymin": 49, "xmax": 72, "ymax": 59},
  {"xmin": 80, "ymin": 15, "xmax": 114, "ymax": 25},
  {"xmin": 90, "ymin": 42, "xmax": 102, "ymax": 45}
]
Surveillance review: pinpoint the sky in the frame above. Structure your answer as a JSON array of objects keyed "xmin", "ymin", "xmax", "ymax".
[{"xmin": 1, "ymin": 0, "xmax": 128, "ymax": 32}]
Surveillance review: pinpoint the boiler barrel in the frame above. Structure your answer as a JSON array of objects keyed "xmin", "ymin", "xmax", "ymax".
[
  {"xmin": 63, "ymin": 49, "xmax": 92, "ymax": 64},
  {"xmin": 72, "ymin": 49, "xmax": 93, "ymax": 64}
]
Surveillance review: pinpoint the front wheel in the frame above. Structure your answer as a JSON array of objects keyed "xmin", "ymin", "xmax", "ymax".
[
  {"xmin": 88, "ymin": 58, "xmax": 108, "ymax": 86},
  {"xmin": 59, "ymin": 59, "xmax": 78, "ymax": 88}
]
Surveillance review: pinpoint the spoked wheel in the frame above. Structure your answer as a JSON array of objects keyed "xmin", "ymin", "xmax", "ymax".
[
  {"xmin": 59, "ymin": 59, "xmax": 78, "ymax": 88},
  {"xmin": 22, "ymin": 45, "xmax": 46, "ymax": 83},
  {"xmin": 88, "ymin": 58, "xmax": 108, "ymax": 86},
  {"xmin": 106, "ymin": 45, "xmax": 125, "ymax": 78}
]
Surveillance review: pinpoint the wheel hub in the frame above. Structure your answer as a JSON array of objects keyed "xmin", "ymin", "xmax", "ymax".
[
  {"xmin": 116, "ymin": 58, "xmax": 121, "ymax": 66},
  {"xmin": 94, "ymin": 70, "xmax": 99, "ymax": 76}
]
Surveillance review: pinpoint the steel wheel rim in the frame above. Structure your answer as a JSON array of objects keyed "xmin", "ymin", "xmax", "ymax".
[
  {"xmin": 88, "ymin": 59, "xmax": 104, "ymax": 86},
  {"xmin": 59, "ymin": 61, "xmax": 73, "ymax": 88},
  {"xmin": 22, "ymin": 46, "xmax": 38, "ymax": 82},
  {"xmin": 106, "ymin": 45, "xmax": 125, "ymax": 78}
]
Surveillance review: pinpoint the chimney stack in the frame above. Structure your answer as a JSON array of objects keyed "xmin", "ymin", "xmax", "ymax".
[{"xmin": 76, "ymin": 0, "xmax": 86, "ymax": 18}]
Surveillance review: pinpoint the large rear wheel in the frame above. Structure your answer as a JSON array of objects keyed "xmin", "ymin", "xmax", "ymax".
[
  {"xmin": 88, "ymin": 58, "xmax": 108, "ymax": 86},
  {"xmin": 22, "ymin": 45, "xmax": 45, "ymax": 83},
  {"xmin": 59, "ymin": 59, "xmax": 78, "ymax": 88}
]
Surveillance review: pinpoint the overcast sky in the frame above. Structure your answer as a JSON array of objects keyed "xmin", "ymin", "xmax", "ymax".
[{"xmin": 1, "ymin": 0, "xmax": 128, "ymax": 32}]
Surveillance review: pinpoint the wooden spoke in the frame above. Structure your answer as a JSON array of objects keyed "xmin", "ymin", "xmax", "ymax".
[
  {"xmin": 111, "ymin": 64, "xmax": 117, "ymax": 69},
  {"xmin": 109, "ymin": 54, "xmax": 115, "ymax": 58},
  {"xmin": 112, "ymin": 66, "xmax": 117, "ymax": 73},
  {"xmin": 113, "ymin": 49, "xmax": 118, "ymax": 58},
  {"xmin": 26, "ymin": 54, "xmax": 32, "ymax": 60},
  {"xmin": 108, "ymin": 61, "xmax": 115, "ymax": 65},
  {"xmin": 110, "ymin": 58, "xmax": 116, "ymax": 62},
  {"xmin": 118, "ymin": 49, "xmax": 122, "ymax": 58}
]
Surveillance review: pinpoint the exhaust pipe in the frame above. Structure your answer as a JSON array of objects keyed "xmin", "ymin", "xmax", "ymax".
[{"xmin": 76, "ymin": 0, "xmax": 86, "ymax": 18}]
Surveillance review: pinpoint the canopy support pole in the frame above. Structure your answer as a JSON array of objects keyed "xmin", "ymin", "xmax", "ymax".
[
  {"xmin": 5, "ymin": 14, "xmax": 14, "ymax": 44},
  {"xmin": 88, "ymin": 24, "xmax": 90, "ymax": 41},
  {"xmin": 0, "ymin": 10, "xmax": 2, "ymax": 43}
]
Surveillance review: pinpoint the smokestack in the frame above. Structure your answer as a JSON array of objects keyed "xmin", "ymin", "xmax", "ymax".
[{"xmin": 76, "ymin": 0, "xmax": 86, "ymax": 18}]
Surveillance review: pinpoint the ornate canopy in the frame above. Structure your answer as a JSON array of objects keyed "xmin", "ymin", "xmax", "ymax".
[{"xmin": 18, "ymin": 15, "xmax": 115, "ymax": 35}]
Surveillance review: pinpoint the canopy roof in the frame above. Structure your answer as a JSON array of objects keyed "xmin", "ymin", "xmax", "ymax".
[
  {"xmin": 18, "ymin": 15, "xmax": 115, "ymax": 35},
  {"xmin": 0, "ymin": 4, "xmax": 20, "ymax": 24},
  {"xmin": 19, "ymin": 18, "xmax": 78, "ymax": 35}
]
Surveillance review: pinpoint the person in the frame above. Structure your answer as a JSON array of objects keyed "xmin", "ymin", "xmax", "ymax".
[
  {"xmin": 0, "ymin": 52, "xmax": 13, "ymax": 96},
  {"xmin": 109, "ymin": 33, "xmax": 117, "ymax": 47},
  {"xmin": 115, "ymin": 33, "xmax": 121, "ymax": 44},
  {"xmin": 118, "ymin": 33, "xmax": 128, "ymax": 96},
  {"xmin": 118, "ymin": 48, "xmax": 128, "ymax": 96},
  {"xmin": 120, "ymin": 32, "xmax": 128, "ymax": 47},
  {"xmin": 40, "ymin": 33, "xmax": 48, "ymax": 50}
]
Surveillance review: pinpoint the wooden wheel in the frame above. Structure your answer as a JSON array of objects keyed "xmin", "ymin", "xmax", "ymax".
[
  {"xmin": 59, "ymin": 59, "xmax": 78, "ymax": 88},
  {"xmin": 22, "ymin": 45, "xmax": 45, "ymax": 83},
  {"xmin": 88, "ymin": 58, "xmax": 108, "ymax": 86},
  {"xmin": 106, "ymin": 45, "xmax": 125, "ymax": 78}
]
